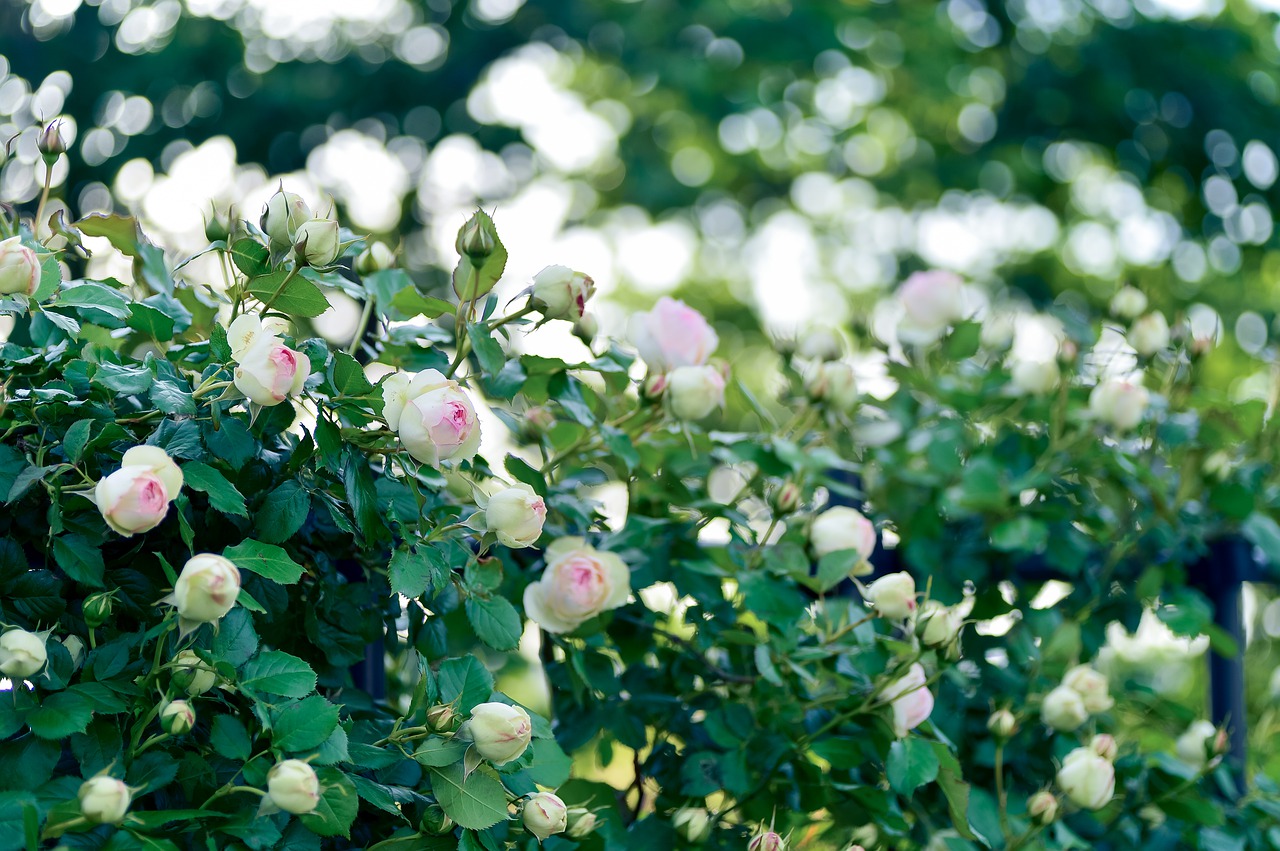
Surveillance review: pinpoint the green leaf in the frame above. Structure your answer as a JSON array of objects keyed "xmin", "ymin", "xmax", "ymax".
[
  {"xmin": 53, "ymin": 282, "xmax": 130, "ymax": 319},
  {"xmin": 887, "ymin": 737, "xmax": 940, "ymax": 797},
  {"xmin": 253, "ymin": 481, "xmax": 311, "ymax": 544},
  {"xmin": 26, "ymin": 690, "xmax": 94, "ymax": 739},
  {"xmin": 388, "ymin": 547, "xmax": 447, "ymax": 599},
  {"xmin": 414, "ymin": 736, "xmax": 468, "ymax": 767},
  {"xmin": 127, "ymin": 303, "xmax": 176, "ymax": 341},
  {"xmin": 298, "ymin": 768, "xmax": 358, "ymax": 838},
  {"xmin": 230, "ymin": 238, "xmax": 270, "ymax": 277},
  {"xmin": 52, "ymin": 534, "xmax": 105, "ymax": 587},
  {"xmin": 1243, "ymin": 513, "xmax": 1280, "ymax": 570},
  {"xmin": 273, "ymin": 695, "xmax": 341, "ymax": 752},
  {"xmin": 343, "ymin": 449, "xmax": 380, "ymax": 539},
  {"xmin": 63, "ymin": 419, "xmax": 94, "ymax": 464},
  {"xmin": 437, "ymin": 656, "xmax": 494, "ymax": 713},
  {"xmin": 467, "ymin": 323, "xmax": 506, "ymax": 376},
  {"xmin": 331, "ymin": 352, "xmax": 374, "ymax": 396},
  {"xmin": 182, "ymin": 461, "xmax": 249, "ymax": 517},
  {"xmin": 151, "ymin": 377, "xmax": 196, "ymax": 415},
  {"xmin": 239, "ymin": 650, "xmax": 316, "ymax": 698},
  {"xmin": 223, "ymin": 539, "xmax": 305, "ymax": 584},
  {"xmin": 210, "ymin": 714, "xmax": 252, "ymax": 760},
  {"xmin": 990, "ymin": 516, "xmax": 1048, "ymax": 553},
  {"xmin": 211, "ymin": 607, "xmax": 259, "ymax": 667},
  {"xmin": 390, "ymin": 285, "xmax": 455, "ymax": 319},
  {"xmin": 465, "ymin": 596, "xmax": 522, "ymax": 651},
  {"xmin": 431, "ymin": 763, "xmax": 509, "ymax": 830},
  {"xmin": 247, "ymin": 271, "xmax": 331, "ymax": 318}
]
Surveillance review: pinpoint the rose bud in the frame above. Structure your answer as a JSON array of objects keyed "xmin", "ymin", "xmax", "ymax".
[
  {"xmin": 1041, "ymin": 685, "xmax": 1089, "ymax": 732},
  {"xmin": 1058, "ymin": 339, "xmax": 1080, "ymax": 364},
  {"xmin": 171, "ymin": 553, "xmax": 241, "ymax": 630},
  {"xmin": 233, "ymin": 332, "xmax": 310, "ymax": 407},
  {"xmin": 980, "ymin": 312, "xmax": 1016, "ymax": 351},
  {"xmin": 845, "ymin": 846, "xmax": 867, "ymax": 851},
  {"xmin": 1026, "ymin": 790, "xmax": 1059, "ymax": 825},
  {"xmin": 1090, "ymin": 734, "xmax": 1118, "ymax": 762},
  {"xmin": 1129, "ymin": 312, "xmax": 1170, "ymax": 356},
  {"xmin": 0, "ymin": 628, "xmax": 47, "ymax": 678},
  {"xmin": 809, "ymin": 506, "xmax": 877, "ymax": 573},
  {"xmin": 522, "ymin": 792, "xmax": 568, "ymax": 841},
  {"xmin": 204, "ymin": 204, "xmax": 231, "ymax": 243},
  {"xmin": 897, "ymin": 270, "xmax": 968, "ymax": 343},
  {"xmin": 426, "ymin": 703, "xmax": 459, "ymax": 733},
  {"xmin": 642, "ymin": 373, "xmax": 668, "ymax": 400},
  {"xmin": 523, "ymin": 538, "xmax": 631, "ymax": 634},
  {"xmin": 668, "ymin": 364, "xmax": 728, "ymax": 421},
  {"xmin": 60, "ymin": 635, "xmax": 85, "ymax": 669},
  {"xmin": 293, "ymin": 218, "xmax": 341, "ymax": 268},
  {"xmin": 79, "ymin": 776, "xmax": 131, "ymax": 824},
  {"xmin": 173, "ymin": 649, "xmax": 217, "ymax": 696},
  {"xmin": 917, "ymin": 599, "xmax": 968, "ymax": 648},
  {"xmin": 94, "ymin": 445, "xmax": 184, "ymax": 537},
  {"xmin": 355, "ymin": 241, "xmax": 396, "ymax": 276},
  {"xmin": 1175, "ymin": 720, "xmax": 1220, "ymax": 770},
  {"xmin": 772, "ymin": 482, "xmax": 802, "ymax": 516},
  {"xmin": 161, "ymin": 699, "xmax": 196, "ymax": 735},
  {"xmin": 261, "ymin": 188, "xmax": 312, "ymax": 250},
  {"xmin": 864, "ymin": 572, "xmax": 916, "ymax": 620},
  {"xmin": 83, "ymin": 592, "xmax": 115, "ymax": 629},
  {"xmin": 37, "ymin": 121, "xmax": 66, "ymax": 161},
  {"xmin": 987, "ymin": 709, "xmax": 1018, "ymax": 739},
  {"xmin": 566, "ymin": 808, "xmax": 598, "ymax": 838},
  {"xmin": 673, "ymin": 807, "xmax": 713, "ymax": 843},
  {"xmin": 1109, "ymin": 285, "xmax": 1148, "ymax": 319},
  {"xmin": 630, "ymin": 296, "xmax": 719, "ymax": 372},
  {"xmin": 1061, "ymin": 664, "xmax": 1114, "ymax": 714},
  {"xmin": 1056, "ymin": 747, "xmax": 1115, "ymax": 810},
  {"xmin": 573, "ymin": 312, "xmax": 599, "ymax": 345},
  {"xmin": 748, "ymin": 830, "xmax": 786, "ymax": 851},
  {"xmin": 796, "ymin": 326, "xmax": 844, "ymax": 361},
  {"xmin": 465, "ymin": 702, "xmax": 533, "ymax": 766},
  {"xmin": 267, "ymin": 759, "xmax": 320, "ymax": 814},
  {"xmin": 849, "ymin": 825, "xmax": 879, "ymax": 847},
  {"xmin": 420, "ymin": 802, "xmax": 454, "ymax": 834},
  {"xmin": 1009, "ymin": 359, "xmax": 1060, "ymax": 396},
  {"xmin": 485, "ymin": 484, "xmax": 547, "ymax": 549},
  {"xmin": 456, "ymin": 212, "xmax": 496, "ymax": 263},
  {"xmin": 382, "ymin": 369, "xmax": 481, "ymax": 468},
  {"xmin": 883, "ymin": 663, "xmax": 934, "ymax": 737},
  {"xmin": 806, "ymin": 360, "xmax": 859, "ymax": 412},
  {"xmin": 531, "ymin": 264, "xmax": 595, "ymax": 321},
  {"xmin": 1088, "ymin": 378, "xmax": 1150, "ymax": 432}
]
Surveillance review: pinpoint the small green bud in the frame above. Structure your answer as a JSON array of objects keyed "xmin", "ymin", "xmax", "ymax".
[
  {"xmin": 456, "ymin": 212, "xmax": 496, "ymax": 265},
  {"xmin": 204, "ymin": 205, "xmax": 231, "ymax": 243},
  {"xmin": 160, "ymin": 699, "xmax": 196, "ymax": 735},
  {"xmin": 356, "ymin": 242, "xmax": 396, "ymax": 276},
  {"xmin": 83, "ymin": 592, "xmax": 114, "ymax": 629},
  {"xmin": 426, "ymin": 703, "xmax": 458, "ymax": 733},
  {"xmin": 37, "ymin": 121, "xmax": 66, "ymax": 164},
  {"xmin": 420, "ymin": 802, "xmax": 454, "ymax": 835}
]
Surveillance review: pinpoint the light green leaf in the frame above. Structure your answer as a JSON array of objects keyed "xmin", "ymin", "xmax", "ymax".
[
  {"xmin": 248, "ymin": 271, "xmax": 331, "ymax": 318},
  {"xmin": 182, "ymin": 461, "xmax": 248, "ymax": 517},
  {"xmin": 239, "ymin": 650, "xmax": 316, "ymax": 698},
  {"xmin": 223, "ymin": 539, "xmax": 304, "ymax": 584},
  {"xmin": 887, "ymin": 737, "xmax": 940, "ymax": 797},
  {"xmin": 431, "ymin": 763, "xmax": 508, "ymax": 830},
  {"xmin": 465, "ymin": 596, "xmax": 522, "ymax": 651},
  {"xmin": 273, "ymin": 695, "xmax": 341, "ymax": 752}
]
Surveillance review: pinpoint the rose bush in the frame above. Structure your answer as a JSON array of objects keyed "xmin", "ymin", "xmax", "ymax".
[{"xmin": 0, "ymin": 120, "xmax": 1276, "ymax": 851}]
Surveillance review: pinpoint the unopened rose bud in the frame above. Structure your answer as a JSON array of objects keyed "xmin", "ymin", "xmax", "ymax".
[
  {"xmin": 531, "ymin": 265, "xmax": 595, "ymax": 321},
  {"xmin": 1109, "ymin": 285, "xmax": 1148, "ymax": 320},
  {"xmin": 917, "ymin": 598, "xmax": 970, "ymax": 648},
  {"xmin": 456, "ymin": 212, "xmax": 496, "ymax": 264},
  {"xmin": 805, "ymin": 361, "xmax": 858, "ymax": 412},
  {"xmin": 204, "ymin": 205, "xmax": 231, "ymax": 244},
  {"xmin": 863, "ymin": 572, "xmax": 916, "ymax": 620},
  {"xmin": 356, "ymin": 242, "xmax": 396, "ymax": 276},
  {"xmin": 748, "ymin": 830, "xmax": 786, "ymax": 851},
  {"xmin": 1027, "ymin": 790, "xmax": 1059, "ymax": 825},
  {"xmin": 261, "ymin": 188, "xmax": 312, "ymax": 250},
  {"xmin": 0, "ymin": 628, "xmax": 47, "ymax": 679},
  {"xmin": 37, "ymin": 121, "xmax": 66, "ymax": 163},
  {"xmin": 83, "ymin": 592, "xmax": 115, "ymax": 629},
  {"xmin": 60, "ymin": 635, "xmax": 85, "ymax": 669},
  {"xmin": 465, "ymin": 702, "xmax": 532, "ymax": 766},
  {"xmin": 988, "ymin": 709, "xmax": 1018, "ymax": 739},
  {"xmin": 1129, "ymin": 312, "xmax": 1171, "ymax": 357},
  {"xmin": 1089, "ymin": 378, "xmax": 1149, "ymax": 432},
  {"xmin": 485, "ymin": 484, "xmax": 547, "ymax": 549},
  {"xmin": 173, "ymin": 649, "xmax": 217, "ymax": 696},
  {"xmin": 1056, "ymin": 747, "xmax": 1115, "ymax": 810},
  {"xmin": 426, "ymin": 703, "xmax": 459, "ymax": 733},
  {"xmin": 0, "ymin": 236, "xmax": 41, "ymax": 297},
  {"xmin": 566, "ymin": 808, "xmax": 598, "ymax": 838},
  {"xmin": 172, "ymin": 553, "xmax": 241, "ymax": 628},
  {"xmin": 293, "ymin": 218, "xmax": 341, "ymax": 268},
  {"xmin": 772, "ymin": 482, "xmax": 802, "ymax": 516},
  {"xmin": 161, "ymin": 699, "xmax": 196, "ymax": 735},
  {"xmin": 420, "ymin": 802, "xmax": 454, "ymax": 835},
  {"xmin": 1175, "ymin": 720, "xmax": 1220, "ymax": 770},
  {"xmin": 1090, "ymin": 734, "xmax": 1118, "ymax": 761},
  {"xmin": 849, "ymin": 825, "xmax": 879, "ymax": 847},
  {"xmin": 79, "ymin": 776, "xmax": 131, "ymax": 824},
  {"xmin": 1041, "ymin": 685, "xmax": 1088, "ymax": 732},
  {"xmin": 1058, "ymin": 340, "xmax": 1079, "ymax": 364},
  {"xmin": 1010, "ymin": 359, "xmax": 1060, "ymax": 396},
  {"xmin": 673, "ymin": 807, "xmax": 713, "ymax": 843},
  {"xmin": 668, "ymin": 364, "xmax": 728, "ymax": 421},
  {"xmin": 267, "ymin": 759, "xmax": 320, "ymax": 814},
  {"xmin": 643, "ymin": 373, "xmax": 668, "ymax": 400},
  {"xmin": 522, "ymin": 792, "xmax": 567, "ymax": 841},
  {"xmin": 574, "ymin": 312, "xmax": 599, "ymax": 344}
]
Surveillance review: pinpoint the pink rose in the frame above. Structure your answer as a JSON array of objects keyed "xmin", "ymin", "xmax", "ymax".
[
  {"xmin": 0, "ymin": 236, "xmax": 40, "ymax": 296},
  {"xmin": 524, "ymin": 537, "xmax": 630, "ymax": 633},
  {"xmin": 630, "ymin": 297, "xmax": 719, "ymax": 371},
  {"xmin": 382, "ymin": 369, "xmax": 481, "ymax": 467},
  {"xmin": 94, "ymin": 446, "xmax": 183, "ymax": 537},
  {"xmin": 883, "ymin": 663, "xmax": 934, "ymax": 737},
  {"xmin": 897, "ymin": 271, "xmax": 968, "ymax": 342},
  {"xmin": 228, "ymin": 315, "xmax": 309, "ymax": 407}
]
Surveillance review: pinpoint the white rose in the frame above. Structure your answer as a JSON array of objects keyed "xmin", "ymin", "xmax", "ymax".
[
  {"xmin": 864, "ymin": 572, "xmax": 917, "ymax": 620},
  {"xmin": 883, "ymin": 663, "xmax": 934, "ymax": 737},
  {"xmin": 172, "ymin": 553, "xmax": 241, "ymax": 627},
  {"xmin": 796, "ymin": 326, "xmax": 844, "ymax": 361},
  {"xmin": 161, "ymin": 699, "xmax": 196, "ymax": 734},
  {"xmin": 522, "ymin": 792, "xmax": 568, "ymax": 841},
  {"xmin": 630, "ymin": 297, "xmax": 719, "ymax": 372},
  {"xmin": 382, "ymin": 369, "xmax": 481, "ymax": 467},
  {"xmin": 94, "ymin": 446, "xmax": 183, "ymax": 537},
  {"xmin": 1109, "ymin": 285, "xmax": 1148, "ymax": 319},
  {"xmin": 1090, "ymin": 734, "xmax": 1118, "ymax": 761},
  {"xmin": 0, "ymin": 236, "xmax": 41, "ymax": 296},
  {"xmin": 293, "ymin": 218, "xmax": 341, "ymax": 267},
  {"xmin": 673, "ymin": 807, "xmax": 713, "ymax": 843},
  {"xmin": 667, "ymin": 364, "xmax": 727, "ymax": 420},
  {"xmin": 1175, "ymin": 720, "xmax": 1218, "ymax": 769},
  {"xmin": 524, "ymin": 538, "xmax": 631, "ymax": 634},
  {"xmin": 1041, "ymin": 685, "xmax": 1088, "ymax": 731},
  {"xmin": 1089, "ymin": 378, "xmax": 1149, "ymax": 431},
  {"xmin": 1129, "ymin": 312, "xmax": 1171, "ymax": 356},
  {"xmin": 79, "ymin": 776, "xmax": 131, "ymax": 824},
  {"xmin": 268, "ymin": 759, "xmax": 320, "ymax": 814},
  {"xmin": 981, "ymin": 312, "xmax": 1017, "ymax": 351},
  {"xmin": 809, "ymin": 506, "xmax": 877, "ymax": 569},
  {"xmin": 1010, "ymin": 359, "xmax": 1060, "ymax": 396},
  {"xmin": 0, "ymin": 628, "xmax": 47, "ymax": 678},
  {"xmin": 1062, "ymin": 664, "xmax": 1114, "ymax": 714},
  {"xmin": 231, "ymin": 320, "xmax": 309, "ymax": 407},
  {"xmin": 897, "ymin": 270, "xmax": 968, "ymax": 341},
  {"xmin": 531, "ymin": 264, "xmax": 595, "ymax": 321},
  {"xmin": 485, "ymin": 484, "xmax": 547, "ymax": 548},
  {"xmin": 260, "ymin": 189, "xmax": 312, "ymax": 250},
  {"xmin": 174, "ymin": 649, "xmax": 217, "ymax": 695},
  {"xmin": 805, "ymin": 361, "xmax": 859, "ymax": 411},
  {"xmin": 466, "ymin": 702, "xmax": 533, "ymax": 766},
  {"xmin": 1056, "ymin": 747, "xmax": 1115, "ymax": 810}
]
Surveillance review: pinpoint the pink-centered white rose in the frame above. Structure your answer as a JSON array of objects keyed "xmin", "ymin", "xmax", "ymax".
[
  {"xmin": 630, "ymin": 297, "xmax": 719, "ymax": 372},
  {"xmin": 95, "ymin": 445, "xmax": 183, "ymax": 536},
  {"xmin": 522, "ymin": 792, "xmax": 568, "ymax": 841},
  {"xmin": 382, "ymin": 369, "xmax": 481, "ymax": 467},
  {"xmin": 897, "ymin": 270, "xmax": 968, "ymax": 342},
  {"xmin": 484, "ymin": 483, "xmax": 547, "ymax": 548},
  {"xmin": 524, "ymin": 537, "xmax": 630, "ymax": 634},
  {"xmin": 667, "ymin": 364, "xmax": 727, "ymax": 421},
  {"xmin": 883, "ymin": 663, "xmax": 934, "ymax": 737},
  {"xmin": 864, "ymin": 572, "xmax": 917, "ymax": 619},
  {"xmin": 268, "ymin": 759, "xmax": 320, "ymax": 814},
  {"xmin": 228, "ymin": 315, "xmax": 309, "ymax": 407},
  {"xmin": 0, "ymin": 236, "xmax": 40, "ymax": 296},
  {"xmin": 466, "ymin": 702, "xmax": 533, "ymax": 765},
  {"xmin": 531, "ymin": 264, "xmax": 595, "ymax": 321},
  {"xmin": 1056, "ymin": 747, "xmax": 1115, "ymax": 810},
  {"xmin": 170, "ymin": 553, "xmax": 241, "ymax": 633},
  {"xmin": 1089, "ymin": 377, "xmax": 1149, "ymax": 431}
]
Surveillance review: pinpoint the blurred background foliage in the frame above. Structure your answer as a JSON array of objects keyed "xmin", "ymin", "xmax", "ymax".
[{"xmin": 6, "ymin": 0, "xmax": 1280, "ymax": 787}]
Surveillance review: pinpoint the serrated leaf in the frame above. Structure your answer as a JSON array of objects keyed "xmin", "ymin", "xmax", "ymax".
[
  {"xmin": 390, "ymin": 286, "xmax": 454, "ymax": 319},
  {"xmin": 886, "ymin": 737, "xmax": 940, "ymax": 797},
  {"xmin": 437, "ymin": 657, "xmax": 494, "ymax": 713},
  {"xmin": 63, "ymin": 419, "xmax": 94, "ymax": 464},
  {"xmin": 53, "ymin": 282, "xmax": 130, "ymax": 319},
  {"xmin": 431, "ymin": 763, "xmax": 508, "ymax": 830},
  {"xmin": 388, "ymin": 547, "xmax": 447, "ymax": 599},
  {"xmin": 331, "ymin": 352, "xmax": 374, "ymax": 396},
  {"xmin": 26, "ymin": 691, "xmax": 94, "ymax": 740},
  {"xmin": 273, "ymin": 695, "xmax": 340, "ymax": 752},
  {"xmin": 298, "ymin": 768, "xmax": 358, "ymax": 838},
  {"xmin": 182, "ymin": 461, "xmax": 248, "ymax": 517},
  {"xmin": 223, "ymin": 539, "xmax": 304, "ymax": 584},
  {"xmin": 210, "ymin": 714, "xmax": 252, "ymax": 760},
  {"xmin": 239, "ymin": 650, "xmax": 316, "ymax": 698},
  {"xmin": 414, "ymin": 736, "xmax": 468, "ymax": 767},
  {"xmin": 466, "ymin": 323, "xmax": 506, "ymax": 376},
  {"xmin": 230, "ymin": 238, "xmax": 270, "ymax": 277},
  {"xmin": 253, "ymin": 481, "xmax": 310, "ymax": 543},
  {"xmin": 247, "ymin": 271, "xmax": 330, "ymax": 318},
  {"xmin": 52, "ymin": 534, "xmax": 105, "ymax": 587},
  {"xmin": 465, "ymin": 596, "xmax": 522, "ymax": 651}
]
